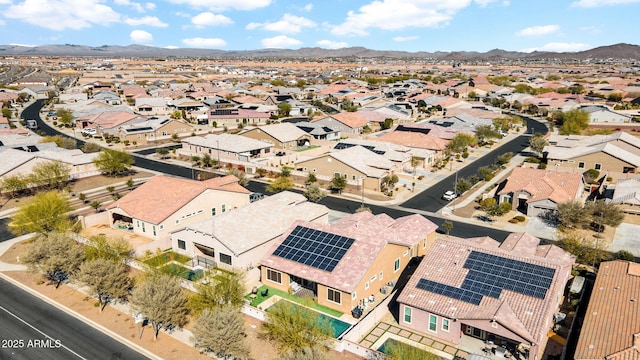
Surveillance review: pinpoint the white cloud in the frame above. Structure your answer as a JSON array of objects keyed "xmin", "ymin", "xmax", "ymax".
[
  {"xmin": 571, "ymin": 0, "xmax": 640, "ymax": 7},
  {"xmin": 316, "ymin": 40, "xmax": 348, "ymax": 49},
  {"xmin": 474, "ymin": 0, "xmax": 504, "ymax": 6},
  {"xmin": 304, "ymin": 3, "xmax": 313, "ymax": 11},
  {"xmin": 5, "ymin": 0, "xmax": 122, "ymax": 30},
  {"xmin": 145, "ymin": 2, "xmax": 156, "ymax": 10},
  {"xmin": 191, "ymin": 12, "xmax": 233, "ymax": 27},
  {"xmin": 167, "ymin": 0, "xmax": 272, "ymax": 11},
  {"xmin": 521, "ymin": 42, "xmax": 592, "ymax": 53},
  {"xmin": 579, "ymin": 25, "xmax": 602, "ymax": 34},
  {"xmin": 517, "ymin": 25, "xmax": 560, "ymax": 36},
  {"xmin": 330, "ymin": 0, "xmax": 471, "ymax": 37},
  {"xmin": 130, "ymin": 30, "xmax": 153, "ymax": 43},
  {"xmin": 114, "ymin": 0, "xmax": 145, "ymax": 12},
  {"xmin": 393, "ymin": 35, "xmax": 419, "ymax": 42},
  {"xmin": 246, "ymin": 14, "xmax": 316, "ymax": 34},
  {"xmin": 123, "ymin": 16, "xmax": 168, "ymax": 27},
  {"xmin": 261, "ymin": 35, "xmax": 302, "ymax": 48},
  {"xmin": 182, "ymin": 37, "xmax": 227, "ymax": 48},
  {"xmin": 164, "ymin": 45, "xmax": 179, "ymax": 49}
]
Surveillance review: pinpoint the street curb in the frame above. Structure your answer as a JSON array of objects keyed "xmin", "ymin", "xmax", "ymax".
[{"xmin": 0, "ymin": 272, "xmax": 162, "ymax": 360}]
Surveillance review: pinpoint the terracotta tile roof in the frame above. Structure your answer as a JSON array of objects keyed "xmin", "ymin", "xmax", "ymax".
[
  {"xmin": 76, "ymin": 111, "xmax": 140, "ymax": 130},
  {"xmin": 260, "ymin": 212, "xmax": 437, "ymax": 293},
  {"xmin": 497, "ymin": 167, "xmax": 583, "ymax": 204},
  {"xmin": 376, "ymin": 130, "xmax": 449, "ymax": 151},
  {"xmin": 106, "ymin": 175, "xmax": 248, "ymax": 224},
  {"xmin": 397, "ymin": 235, "xmax": 574, "ymax": 345},
  {"xmin": 232, "ymin": 95, "xmax": 266, "ymax": 104},
  {"xmin": 575, "ymin": 261, "xmax": 640, "ymax": 360},
  {"xmin": 328, "ymin": 112, "xmax": 370, "ymax": 129}
]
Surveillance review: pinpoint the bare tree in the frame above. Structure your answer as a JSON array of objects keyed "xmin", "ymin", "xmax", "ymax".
[
  {"xmin": 130, "ymin": 274, "xmax": 189, "ymax": 340},
  {"xmin": 191, "ymin": 305, "xmax": 250, "ymax": 359},
  {"xmin": 77, "ymin": 258, "xmax": 131, "ymax": 312}
]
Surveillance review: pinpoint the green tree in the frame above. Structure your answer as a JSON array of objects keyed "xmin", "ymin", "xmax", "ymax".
[
  {"xmin": 40, "ymin": 135, "xmax": 77, "ymax": 150},
  {"xmin": 130, "ymin": 274, "xmax": 189, "ymax": 341},
  {"xmin": 496, "ymin": 152, "xmax": 513, "ymax": 166},
  {"xmin": 303, "ymin": 183, "xmax": 326, "ymax": 203},
  {"xmin": 227, "ymin": 168, "xmax": 249, "ymax": 187},
  {"xmin": 192, "ymin": 306, "xmax": 250, "ymax": 359},
  {"xmin": 23, "ymin": 232, "xmax": 85, "ymax": 287},
  {"xmin": 615, "ymin": 250, "xmax": 635, "ymax": 261},
  {"xmin": 81, "ymin": 142, "xmax": 102, "ymax": 153},
  {"xmin": 260, "ymin": 300, "xmax": 332, "ymax": 355},
  {"xmin": 381, "ymin": 118, "xmax": 394, "ymax": 130},
  {"xmin": 1, "ymin": 174, "xmax": 29, "ymax": 198},
  {"xmin": 266, "ymin": 173, "xmax": 295, "ymax": 193},
  {"xmin": 475, "ymin": 124, "xmax": 500, "ymax": 145},
  {"xmin": 9, "ymin": 190, "xmax": 73, "ymax": 236},
  {"xmin": 329, "ymin": 173, "xmax": 347, "ymax": 193},
  {"xmin": 557, "ymin": 233, "xmax": 609, "ymax": 266},
  {"xmin": 477, "ymin": 166, "xmax": 496, "ymax": 181},
  {"xmin": 156, "ymin": 148, "xmax": 169, "ymax": 159},
  {"xmin": 30, "ymin": 161, "xmax": 71, "ymax": 189},
  {"xmin": 84, "ymin": 235, "xmax": 133, "ymax": 263},
  {"xmin": 455, "ymin": 178, "xmax": 471, "ymax": 195},
  {"xmin": 93, "ymin": 148, "xmax": 134, "ymax": 176},
  {"xmin": 189, "ymin": 270, "xmax": 245, "ymax": 313},
  {"xmin": 441, "ymin": 220, "xmax": 454, "ymax": 235},
  {"xmin": 557, "ymin": 200, "xmax": 593, "ymax": 229},
  {"xmin": 559, "ymin": 109, "xmax": 589, "ymax": 135},
  {"xmin": 592, "ymin": 200, "xmax": 624, "ymax": 229},
  {"xmin": 89, "ymin": 200, "xmax": 102, "ymax": 212},
  {"xmin": 381, "ymin": 174, "xmax": 399, "ymax": 193},
  {"xmin": 529, "ymin": 133, "xmax": 548, "ymax": 157},
  {"xmin": 77, "ymin": 258, "xmax": 131, "ymax": 312},
  {"xmin": 305, "ymin": 172, "xmax": 317, "ymax": 185},
  {"xmin": 278, "ymin": 103, "xmax": 292, "ymax": 117},
  {"xmin": 281, "ymin": 346, "xmax": 328, "ymax": 360},
  {"xmin": 55, "ymin": 108, "xmax": 74, "ymax": 125},
  {"xmin": 446, "ymin": 133, "xmax": 476, "ymax": 154}
]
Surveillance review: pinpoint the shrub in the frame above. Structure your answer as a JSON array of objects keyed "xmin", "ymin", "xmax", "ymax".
[
  {"xmin": 514, "ymin": 215, "xmax": 526, "ymax": 222},
  {"xmin": 508, "ymin": 218, "xmax": 519, "ymax": 224},
  {"xmin": 538, "ymin": 163, "xmax": 547, "ymax": 169},
  {"xmin": 524, "ymin": 157, "xmax": 540, "ymax": 163}
]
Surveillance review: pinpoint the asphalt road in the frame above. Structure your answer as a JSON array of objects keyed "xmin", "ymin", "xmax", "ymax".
[
  {"xmin": 0, "ymin": 277, "xmax": 149, "ymax": 360},
  {"xmin": 400, "ymin": 115, "xmax": 549, "ymax": 212}
]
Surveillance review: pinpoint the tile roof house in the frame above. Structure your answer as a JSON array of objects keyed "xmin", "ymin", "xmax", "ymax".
[
  {"xmin": 294, "ymin": 121, "xmax": 341, "ymax": 141},
  {"xmin": 312, "ymin": 112, "xmax": 371, "ymax": 134},
  {"xmin": 180, "ymin": 133, "xmax": 273, "ymax": 161},
  {"xmin": 134, "ymin": 97, "xmax": 168, "ymax": 115},
  {"xmin": 609, "ymin": 177, "xmax": 640, "ymax": 214},
  {"xmin": 118, "ymin": 117, "xmax": 194, "ymax": 145},
  {"xmin": 497, "ymin": 167, "xmax": 584, "ymax": 217},
  {"xmin": 239, "ymin": 123, "xmax": 312, "ymax": 151},
  {"xmin": 0, "ymin": 146, "xmax": 100, "ymax": 183},
  {"xmin": 75, "ymin": 111, "xmax": 146, "ymax": 136},
  {"xmin": 207, "ymin": 108, "xmax": 270, "ymax": 128},
  {"xmin": 104, "ymin": 175, "xmax": 250, "ymax": 246},
  {"xmin": 578, "ymin": 105, "xmax": 632, "ymax": 123},
  {"xmin": 574, "ymin": 260, "xmax": 640, "ymax": 360},
  {"xmin": 260, "ymin": 211, "xmax": 438, "ymax": 314},
  {"xmin": 171, "ymin": 191, "xmax": 328, "ymax": 271},
  {"xmin": 544, "ymin": 132, "xmax": 640, "ymax": 179},
  {"xmin": 397, "ymin": 233, "xmax": 574, "ymax": 360}
]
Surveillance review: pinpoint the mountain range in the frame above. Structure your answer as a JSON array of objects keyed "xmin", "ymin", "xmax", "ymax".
[{"xmin": 1, "ymin": 43, "xmax": 639, "ymax": 60}]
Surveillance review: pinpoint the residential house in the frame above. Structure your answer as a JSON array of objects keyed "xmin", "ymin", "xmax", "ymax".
[
  {"xmin": 397, "ymin": 233, "xmax": 574, "ymax": 360},
  {"xmin": 579, "ymin": 105, "xmax": 632, "ymax": 123},
  {"xmin": 312, "ymin": 112, "xmax": 371, "ymax": 134},
  {"xmin": 105, "ymin": 175, "xmax": 250, "ymax": 244},
  {"xmin": 376, "ymin": 124, "xmax": 453, "ymax": 164},
  {"xmin": 332, "ymin": 138, "xmax": 433, "ymax": 172},
  {"xmin": 0, "ymin": 145, "xmax": 100, "ymax": 182},
  {"xmin": 171, "ymin": 191, "xmax": 328, "ymax": 271},
  {"xmin": 544, "ymin": 132, "xmax": 640, "ymax": 179},
  {"xmin": 92, "ymin": 90, "xmax": 122, "ymax": 105},
  {"xmin": 295, "ymin": 145, "xmax": 395, "ymax": 191},
  {"xmin": 118, "ymin": 118, "xmax": 194, "ymax": 145},
  {"xmin": 496, "ymin": 167, "xmax": 584, "ymax": 217},
  {"xmin": 75, "ymin": 111, "xmax": 146, "ymax": 136},
  {"xmin": 180, "ymin": 133, "xmax": 273, "ymax": 161},
  {"xmin": 240, "ymin": 123, "xmax": 312, "ymax": 152},
  {"xmin": 260, "ymin": 211, "xmax": 438, "ymax": 314},
  {"xmin": 294, "ymin": 121, "xmax": 340, "ymax": 141},
  {"xmin": 207, "ymin": 108, "xmax": 270, "ymax": 128},
  {"xmin": 135, "ymin": 97, "xmax": 168, "ymax": 115},
  {"xmin": 608, "ymin": 177, "xmax": 640, "ymax": 215},
  {"xmin": 574, "ymin": 260, "xmax": 640, "ymax": 360}
]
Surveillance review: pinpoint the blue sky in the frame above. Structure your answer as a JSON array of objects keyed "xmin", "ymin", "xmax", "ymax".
[{"xmin": 0, "ymin": 0, "xmax": 639, "ymax": 53}]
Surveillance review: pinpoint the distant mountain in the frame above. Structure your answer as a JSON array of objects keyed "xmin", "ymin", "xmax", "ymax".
[{"xmin": 1, "ymin": 43, "xmax": 639, "ymax": 60}]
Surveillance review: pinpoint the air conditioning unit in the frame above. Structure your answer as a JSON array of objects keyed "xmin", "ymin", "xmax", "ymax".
[
  {"xmin": 380, "ymin": 286, "xmax": 389, "ymax": 295},
  {"xmin": 387, "ymin": 280, "xmax": 396, "ymax": 287}
]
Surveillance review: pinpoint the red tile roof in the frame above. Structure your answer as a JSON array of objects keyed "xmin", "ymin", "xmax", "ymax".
[
  {"xmin": 498, "ymin": 167, "xmax": 583, "ymax": 204},
  {"xmin": 106, "ymin": 175, "xmax": 248, "ymax": 224}
]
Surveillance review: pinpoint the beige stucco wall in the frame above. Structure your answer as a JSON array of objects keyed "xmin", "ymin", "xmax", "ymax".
[
  {"xmin": 548, "ymin": 151, "xmax": 636, "ymax": 175},
  {"xmin": 296, "ymin": 156, "xmax": 383, "ymax": 192}
]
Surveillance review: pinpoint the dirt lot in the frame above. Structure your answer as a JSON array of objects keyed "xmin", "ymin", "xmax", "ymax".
[{"xmin": 0, "ymin": 241, "xmax": 362, "ymax": 360}]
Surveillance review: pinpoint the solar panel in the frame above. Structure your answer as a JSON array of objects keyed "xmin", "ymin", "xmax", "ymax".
[
  {"xmin": 273, "ymin": 225, "xmax": 355, "ymax": 272},
  {"xmin": 334, "ymin": 142, "xmax": 356, "ymax": 150},
  {"xmin": 415, "ymin": 251, "xmax": 556, "ymax": 305}
]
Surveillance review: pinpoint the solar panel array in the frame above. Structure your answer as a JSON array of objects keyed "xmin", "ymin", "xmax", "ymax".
[
  {"xmin": 334, "ymin": 142, "xmax": 356, "ymax": 150},
  {"xmin": 415, "ymin": 251, "xmax": 556, "ymax": 305},
  {"xmin": 273, "ymin": 225, "xmax": 355, "ymax": 272}
]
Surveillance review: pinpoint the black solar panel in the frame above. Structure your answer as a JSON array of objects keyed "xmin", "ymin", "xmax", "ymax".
[
  {"xmin": 415, "ymin": 251, "xmax": 556, "ymax": 305},
  {"xmin": 334, "ymin": 142, "xmax": 356, "ymax": 150},
  {"xmin": 273, "ymin": 226, "xmax": 355, "ymax": 272},
  {"xmin": 416, "ymin": 279, "xmax": 483, "ymax": 305}
]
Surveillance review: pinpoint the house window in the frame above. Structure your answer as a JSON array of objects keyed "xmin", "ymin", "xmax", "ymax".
[
  {"xmin": 394, "ymin": 258, "xmax": 400, "ymax": 272},
  {"xmin": 177, "ymin": 240, "xmax": 186, "ymax": 250},
  {"xmin": 175, "ymin": 219, "xmax": 180, "ymax": 225},
  {"xmin": 578, "ymin": 162, "xmax": 585, "ymax": 169},
  {"xmin": 266, "ymin": 269, "xmax": 282, "ymax": 284},
  {"xmin": 352, "ymin": 292, "xmax": 357, "ymax": 300},
  {"xmin": 159, "ymin": 225, "xmax": 164, "ymax": 230},
  {"xmin": 219, "ymin": 253, "xmax": 232, "ymax": 265},
  {"xmin": 403, "ymin": 250, "xmax": 408, "ymax": 257},
  {"xmin": 423, "ymin": 238, "xmax": 427, "ymax": 248},
  {"xmin": 212, "ymin": 207, "xmax": 216, "ymax": 216},
  {"xmin": 404, "ymin": 306, "xmax": 412, "ymax": 324},
  {"xmin": 370, "ymin": 275, "xmax": 376, "ymax": 282},
  {"xmin": 327, "ymin": 288, "xmax": 341, "ymax": 304},
  {"xmin": 152, "ymin": 225, "xmax": 156, "ymax": 236},
  {"xmin": 365, "ymin": 281, "xmax": 369, "ymax": 290},
  {"xmin": 222, "ymin": 204, "xmax": 226, "ymax": 213},
  {"xmin": 142, "ymin": 223, "xmax": 145, "ymax": 232},
  {"xmin": 442, "ymin": 319, "xmax": 450, "ymax": 332},
  {"xmin": 352, "ymin": 175, "xmax": 356, "ymax": 180},
  {"xmin": 429, "ymin": 314, "xmax": 437, "ymax": 332},
  {"xmin": 595, "ymin": 163, "xmax": 602, "ymax": 170},
  {"xmin": 379, "ymin": 271, "xmax": 383, "ymax": 280}
]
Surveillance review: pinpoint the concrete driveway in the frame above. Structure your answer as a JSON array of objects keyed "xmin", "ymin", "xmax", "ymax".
[{"xmin": 611, "ymin": 223, "xmax": 640, "ymax": 256}]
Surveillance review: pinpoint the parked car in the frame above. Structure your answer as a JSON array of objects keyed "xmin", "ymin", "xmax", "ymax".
[
  {"xmin": 249, "ymin": 192, "xmax": 264, "ymax": 203},
  {"xmin": 81, "ymin": 128, "xmax": 96, "ymax": 135},
  {"xmin": 442, "ymin": 190, "xmax": 457, "ymax": 201},
  {"xmin": 25, "ymin": 119, "xmax": 38, "ymax": 130}
]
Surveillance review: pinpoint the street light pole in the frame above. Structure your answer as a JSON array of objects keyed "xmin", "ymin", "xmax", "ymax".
[
  {"xmin": 360, "ymin": 176, "xmax": 365, "ymax": 208},
  {"xmin": 216, "ymin": 139, "xmax": 220, "ymax": 167}
]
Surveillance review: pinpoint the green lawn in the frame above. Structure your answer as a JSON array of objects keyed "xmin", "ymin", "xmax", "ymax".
[
  {"xmin": 295, "ymin": 145, "xmax": 320, "ymax": 152},
  {"xmin": 143, "ymin": 251, "xmax": 191, "ymax": 267},
  {"xmin": 246, "ymin": 285, "xmax": 343, "ymax": 318}
]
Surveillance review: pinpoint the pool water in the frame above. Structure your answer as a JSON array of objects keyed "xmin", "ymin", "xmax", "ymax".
[
  {"xmin": 161, "ymin": 263, "xmax": 203, "ymax": 281},
  {"xmin": 268, "ymin": 300, "xmax": 351, "ymax": 338}
]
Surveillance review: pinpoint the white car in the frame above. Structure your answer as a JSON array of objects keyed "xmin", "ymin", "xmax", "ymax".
[
  {"xmin": 442, "ymin": 190, "xmax": 457, "ymax": 201},
  {"xmin": 81, "ymin": 128, "xmax": 96, "ymax": 135}
]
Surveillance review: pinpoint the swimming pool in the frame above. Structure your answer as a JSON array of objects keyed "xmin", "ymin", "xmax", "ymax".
[{"xmin": 267, "ymin": 300, "xmax": 352, "ymax": 338}]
